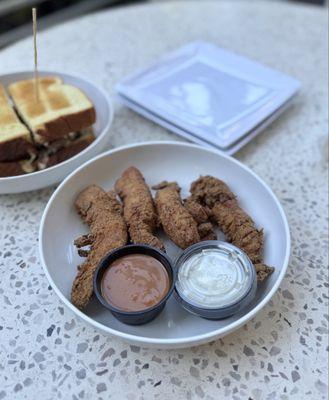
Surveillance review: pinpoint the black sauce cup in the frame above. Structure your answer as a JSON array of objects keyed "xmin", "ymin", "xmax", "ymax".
[{"xmin": 93, "ymin": 244, "xmax": 175, "ymax": 325}]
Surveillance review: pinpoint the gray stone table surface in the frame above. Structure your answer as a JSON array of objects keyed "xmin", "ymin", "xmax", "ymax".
[{"xmin": 0, "ymin": 1, "xmax": 328, "ymax": 399}]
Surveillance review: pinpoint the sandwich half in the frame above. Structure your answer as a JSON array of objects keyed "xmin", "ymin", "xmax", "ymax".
[
  {"xmin": 8, "ymin": 77, "xmax": 96, "ymax": 143},
  {"xmin": 0, "ymin": 76, "xmax": 96, "ymax": 177}
]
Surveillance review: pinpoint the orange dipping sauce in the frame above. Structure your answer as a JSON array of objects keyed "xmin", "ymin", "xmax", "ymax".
[{"xmin": 101, "ymin": 254, "xmax": 170, "ymax": 312}]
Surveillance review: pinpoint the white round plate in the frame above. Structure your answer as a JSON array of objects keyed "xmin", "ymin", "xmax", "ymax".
[
  {"xmin": 39, "ymin": 141, "xmax": 290, "ymax": 349},
  {"xmin": 0, "ymin": 71, "xmax": 113, "ymax": 194}
]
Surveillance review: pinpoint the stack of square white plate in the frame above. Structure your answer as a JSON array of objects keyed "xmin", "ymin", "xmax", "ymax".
[{"xmin": 117, "ymin": 42, "xmax": 300, "ymax": 155}]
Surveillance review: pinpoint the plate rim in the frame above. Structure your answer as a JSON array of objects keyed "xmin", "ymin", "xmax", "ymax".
[
  {"xmin": 0, "ymin": 70, "xmax": 113, "ymax": 184},
  {"xmin": 38, "ymin": 140, "xmax": 291, "ymax": 348}
]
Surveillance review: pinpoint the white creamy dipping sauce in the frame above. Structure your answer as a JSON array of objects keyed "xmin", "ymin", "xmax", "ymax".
[{"xmin": 176, "ymin": 248, "xmax": 253, "ymax": 309}]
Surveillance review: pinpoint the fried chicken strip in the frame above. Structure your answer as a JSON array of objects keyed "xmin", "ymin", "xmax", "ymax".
[
  {"xmin": 184, "ymin": 197, "xmax": 216, "ymax": 241},
  {"xmin": 71, "ymin": 185, "xmax": 128, "ymax": 309},
  {"xmin": 190, "ymin": 176, "xmax": 274, "ymax": 282},
  {"xmin": 115, "ymin": 167, "xmax": 165, "ymax": 251},
  {"xmin": 153, "ymin": 181, "xmax": 200, "ymax": 249}
]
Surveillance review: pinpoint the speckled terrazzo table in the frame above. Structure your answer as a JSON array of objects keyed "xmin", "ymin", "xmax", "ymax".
[{"xmin": 0, "ymin": 1, "xmax": 328, "ymax": 399}]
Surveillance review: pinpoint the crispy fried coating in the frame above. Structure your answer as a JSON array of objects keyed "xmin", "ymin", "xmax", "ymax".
[
  {"xmin": 184, "ymin": 197, "xmax": 216, "ymax": 241},
  {"xmin": 153, "ymin": 181, "xmax": 200, "ymax": 249},
  {"xmin": 71, "ymin": 185, "xmax": 128, "ymax": 309},
  {"xmin": 190, "ymin": 176, "xmax": 274, "ymax": 282},
  {"xmin": 197, "ymin": 222, "xmax": 217, "ymax": 241},
  {"xmin": 255, "ymin": 263, "xmax": 275, "ymax": 283},
  {"xmin": 115, "ymin": 167, "xmax": 165, "ymax": 251}
]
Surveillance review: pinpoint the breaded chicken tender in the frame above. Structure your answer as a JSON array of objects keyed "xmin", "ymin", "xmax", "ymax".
[
  {"xmin": 184, "ymin": 197, "xmax": 216, "ymax": 241},
  {"xmin": 190, "ymin": 176, "xmax": 274, "ymax": 282},
  {"xmin": 115, "ymin": 167, "xmax": 165, "ymax": 251},
  {"xmin": 71, "ymin": 185, "xmax": 128, "ymax": 309},
  {"xmin": 153, "ymin": 181, "xmax": 200, "ymax": 249}
]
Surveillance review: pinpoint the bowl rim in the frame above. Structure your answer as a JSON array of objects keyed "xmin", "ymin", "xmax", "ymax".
[
  {"xmin": 93, "ymin": 244, "xmax": 176, "ymax": 316},
  {"xmin": 0, "ymin": 70, "xmax": 113, "ymax": 182},
  {"xmin": 39, "ymin": 140, "xmax": 291, "ymax": 347}
]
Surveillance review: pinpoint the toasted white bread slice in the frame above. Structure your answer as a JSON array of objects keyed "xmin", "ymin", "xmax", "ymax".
[
  {"xmin": 0, "ymin": 83, "xmax": 35, "ymax": 162},
  {"xmin": 8, "ymin": 77, "xmax": 96, "ymax": 143},
  {"xmin": 0, "ymin": 159, "xmax": 36, "ymax": 177}
]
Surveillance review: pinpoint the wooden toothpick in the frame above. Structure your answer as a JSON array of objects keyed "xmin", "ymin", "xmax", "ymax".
[{"xmin": 32, "ymin": 8, "xmax": 40, "ymax": 101}]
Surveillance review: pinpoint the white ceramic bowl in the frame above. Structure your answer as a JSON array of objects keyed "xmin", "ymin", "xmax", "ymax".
[
  {"xmin": 39, "ymin": 141, "xmax": 290, "ymax": 349},
  {"xmin": 0, "ymin": 71, "xmax": 113, "ymax": 194}
]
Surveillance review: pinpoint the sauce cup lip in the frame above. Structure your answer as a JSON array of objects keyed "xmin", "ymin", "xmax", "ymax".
[
  {"xmin": 174, "ymin": 280, "xmax": 256, "ymax": 314},
  {"xmin": 93, "ymin": 244, "xmax": 176, "ymax": 316},
  {"xmin": 174, "ymin": 240, "xmax": 257, "ymax": 312}
]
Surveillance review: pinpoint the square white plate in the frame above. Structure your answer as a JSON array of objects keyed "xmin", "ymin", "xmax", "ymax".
[
  {"xmin": 117, "ymin": 92, "xmax": 294, "ymax": 155},
  {"xmin": 117, "ymin": 41, "xmax": 300, "ymax": 151}
]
